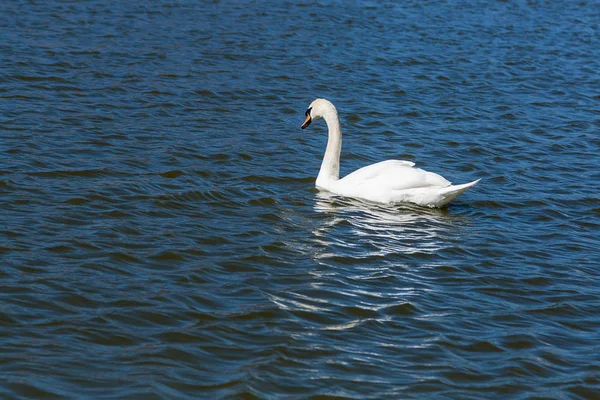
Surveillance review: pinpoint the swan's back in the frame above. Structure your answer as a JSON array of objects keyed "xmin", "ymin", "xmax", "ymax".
[
  {"xmin": 340, "ymin": 160, "xmax": 450, "ymax": 190},
  {"xmin": 328, "ymin": 160, "xmax": 461, "ymax": 205}
]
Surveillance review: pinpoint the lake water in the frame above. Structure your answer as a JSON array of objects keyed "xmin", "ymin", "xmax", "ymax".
[{"xmin": 2, "ymin": 1, "xmax": 600, "ymax": 398}]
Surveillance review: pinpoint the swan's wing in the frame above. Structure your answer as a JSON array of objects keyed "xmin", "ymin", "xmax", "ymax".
[
  {"xmin": 340, "ymin": 159, "xmax": 451, "ymax": 192},
  {"xmin": 341, "ymin": 160, "xmax": 414, "ymax": 182}
]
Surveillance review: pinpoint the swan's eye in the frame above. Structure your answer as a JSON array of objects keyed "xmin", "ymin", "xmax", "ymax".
[{"xmin": 305, "ymin": 107, "xmax": 312, "ymax": 117}]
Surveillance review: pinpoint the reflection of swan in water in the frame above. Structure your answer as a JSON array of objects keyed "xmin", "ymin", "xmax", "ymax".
[
  {"xmin": 268, "ymin": 193, "xmax": 472, "ymax": 332},
  {"xmin": 312, "ymin": 191, "xmax": 469, "ymax": 259}
]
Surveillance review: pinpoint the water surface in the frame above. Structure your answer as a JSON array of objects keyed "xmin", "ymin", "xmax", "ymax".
[{"xmin": 1, "ymin": 1, "xmax": 600, "ymax": 398}]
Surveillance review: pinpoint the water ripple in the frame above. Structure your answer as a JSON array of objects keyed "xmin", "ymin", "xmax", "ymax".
[{"xmin": 1, "ymin": 0, "xmax": 600, "ymax": 398}]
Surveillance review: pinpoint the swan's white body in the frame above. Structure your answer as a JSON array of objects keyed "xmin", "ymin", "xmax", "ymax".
[{"xmin": 302, "ymin": 99, "xmax": 479, "ymax": 208}]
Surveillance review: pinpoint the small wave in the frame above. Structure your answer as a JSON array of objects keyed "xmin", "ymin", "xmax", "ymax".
[{"xmin": 28, "ymin": 169, "xmax": 111, "ymax": 178}]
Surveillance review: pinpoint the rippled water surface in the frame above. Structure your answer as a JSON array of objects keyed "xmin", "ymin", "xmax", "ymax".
[{"xmin": 2, "ymin": 1, "xmax": 600, "ymax": 398}]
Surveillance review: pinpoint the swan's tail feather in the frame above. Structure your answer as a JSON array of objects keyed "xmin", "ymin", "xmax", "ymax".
[{"xmin": 437, "ymin": 179, "xmax": 480, "ymax": 207}]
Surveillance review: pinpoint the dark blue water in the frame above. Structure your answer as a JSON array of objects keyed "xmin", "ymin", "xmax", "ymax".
[{"xmin": 2, "ymin": 1, "xmax": 600, "ymax": 398}]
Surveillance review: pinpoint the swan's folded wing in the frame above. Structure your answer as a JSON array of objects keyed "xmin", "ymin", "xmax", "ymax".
[
  {"xmin": 341, "ymin": 160, "xmax": 414, "ymax": 182},
  {"xmin": 340, "ymin": 159, "xmax": 450, "ymax": 192}
]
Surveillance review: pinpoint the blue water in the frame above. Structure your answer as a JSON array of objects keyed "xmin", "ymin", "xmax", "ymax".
[{"xmin": 1, "ymin": 1, "xmax": 600, "ymax": 398}]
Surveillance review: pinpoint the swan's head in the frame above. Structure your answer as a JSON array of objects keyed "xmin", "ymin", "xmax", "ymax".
[{"xmin": 301, "ymin": 98, "xmax": 337, "ymax": 129}]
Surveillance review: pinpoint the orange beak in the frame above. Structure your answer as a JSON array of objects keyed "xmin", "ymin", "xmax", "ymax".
[{"xmin": 301, "ymin": 114, "xmax": 312, "ymax": 129}]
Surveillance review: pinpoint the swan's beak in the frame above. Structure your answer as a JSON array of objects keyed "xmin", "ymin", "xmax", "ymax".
[{"xmin": 301, "ymin": 114, "xmax": 312, "ymax": 129}]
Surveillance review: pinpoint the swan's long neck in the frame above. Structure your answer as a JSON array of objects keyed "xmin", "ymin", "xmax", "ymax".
[{"xmin": 316, "ymin": 108, "xmax": 342, "ymax": 189}]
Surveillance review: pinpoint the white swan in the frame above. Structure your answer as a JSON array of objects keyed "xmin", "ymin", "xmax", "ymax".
[{"xmin": 301, "ymin": 98, "xmax": 480, "ymax": 208}]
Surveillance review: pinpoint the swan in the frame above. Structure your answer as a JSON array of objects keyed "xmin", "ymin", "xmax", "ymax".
[{"xmin": 301, "ymin": 98, "xmax": 480, "ymax": 208}]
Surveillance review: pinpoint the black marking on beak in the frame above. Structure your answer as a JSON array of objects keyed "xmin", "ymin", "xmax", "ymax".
[{"xmin": 301, "ymin": 107, "xmax": 313, "ymax": 129}]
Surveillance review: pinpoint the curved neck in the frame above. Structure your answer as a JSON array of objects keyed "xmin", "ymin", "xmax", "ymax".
[{"xmin": 316, "ymin": 111, "xmax": 342, "ymax": 188}]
